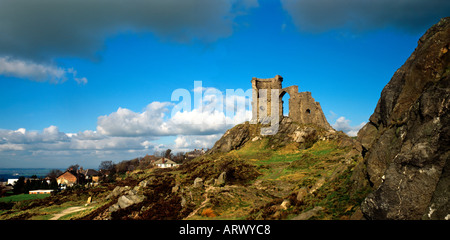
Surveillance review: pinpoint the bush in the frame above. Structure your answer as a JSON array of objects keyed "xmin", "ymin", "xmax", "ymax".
[{"xmin": 201, "ymin": 208, "xmax": 216, "ymax": 218}]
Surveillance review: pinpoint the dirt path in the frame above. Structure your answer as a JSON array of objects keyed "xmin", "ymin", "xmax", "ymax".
[
  {"xmin": 185, "ymin": 186, "xmax": 214, "ymax": 219},
  {"xmin": 50, "ymin": 206, "xmax": 91, "ymax": 220}
]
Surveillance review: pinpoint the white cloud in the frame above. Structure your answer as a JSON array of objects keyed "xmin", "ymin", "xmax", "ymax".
[
  {"xmin": 0, "ymin": 126, "xmax": 160, "ymax": 152},
  {"xmin": 173, "ymin": 134, "xmax": 222, "ymax": 152},
  {"xmin": 97, "ymin": 88, "xmax": 252, "ymax": 137},
  {"xmin": 0, "ymin": 143, "xmax": 25, "ymax": 151},
  {"xmin": 0, "ymin": 56, "xmax": 87, "ymax": 84},
  {"xmin": 332, "ymin": 116, "xmax": 365, "ymax": 137},
  {"xmin": 68, "ymin": 67, "xmax": 88, "ymax": 85},
  {"xmin": 73, "ymin": 130, "xmax": 104, "ymax": 140},
  {"xmin": 0, "ymin": 57, "xmax": 67, "ymax": 83},
  {"xmin": 96, "ymin": 102, "xmax": 172, "ymax": 136},
  {"xmin": 74, "ymin": 77, "xmax": 88, "ymax": 85},
  {"xmin": 0, "ymin": 125, "xmax": 69, "ymax": 144}
]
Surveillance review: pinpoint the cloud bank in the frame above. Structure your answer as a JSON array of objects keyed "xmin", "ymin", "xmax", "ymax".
[
  {"xmin": 0, "ymin": 126, "xmax": 161, "ymax": 168},
  {"xmin": 0, "ymin": 0, "xmax": 257, "ymax": 61},
  {"xmin": 0, "ymin": 86, "xmax": 252, "ymax": 167},
  {"xmin": 97, "ymin": 87, "xmax": 252, "ymax": 137}
]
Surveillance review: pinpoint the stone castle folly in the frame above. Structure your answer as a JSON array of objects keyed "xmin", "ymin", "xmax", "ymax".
[{"xmin": 251, "ymin": 75, "xmax": 332, "ymax": 130}]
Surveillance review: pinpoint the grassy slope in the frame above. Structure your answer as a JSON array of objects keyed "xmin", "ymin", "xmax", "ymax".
[{"xmin": 185, "ymin": 134, "xmax": 370, "ymax": 220}]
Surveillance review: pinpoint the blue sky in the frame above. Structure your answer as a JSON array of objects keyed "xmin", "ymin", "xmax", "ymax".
[{"xmin": 0, "ymin": 0, "xmax": 448, "ymax": 168}]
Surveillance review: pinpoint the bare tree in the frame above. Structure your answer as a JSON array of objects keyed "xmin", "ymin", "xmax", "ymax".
[
  {"xmin": 67, "ymin": 164, "xmax": 79, "ymax": 172},
  {"xmin": 164, "ymin": 149, "xmax": 172, "ymax": 159},
  {"xmin": 99, "ymin": 161, "xmax": 114, "ymax": 171},
  {"xmin": 47, "ymin": 169, "xmax": 63, "ymax": 179}
]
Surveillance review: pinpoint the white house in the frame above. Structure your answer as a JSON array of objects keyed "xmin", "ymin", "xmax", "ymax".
[
  {"xmin": 154, "ymin": 158, "xmax": 180, "ymax": 168},
  {"xmin": 7, "ymin": 179, "xmax": 18, "ymax": 185}
]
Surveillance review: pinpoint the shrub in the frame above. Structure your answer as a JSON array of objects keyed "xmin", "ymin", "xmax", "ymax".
[{"xmin": 201, "ymin": 208, "xmax": 216, "ymax": 218}]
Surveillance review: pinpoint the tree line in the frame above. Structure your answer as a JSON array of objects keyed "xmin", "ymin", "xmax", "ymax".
[{"xmin": 97, "ymin": 149, "xmax": 195, "ymax": 182}]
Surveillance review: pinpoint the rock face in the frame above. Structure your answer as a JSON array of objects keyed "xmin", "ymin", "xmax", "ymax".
[
  {"xmin": 357, "ymin": 17, "xmax": 450, "ymax": 220},
  {"xmin": 208, "ymin": 122, "xmax": 252, "ymax": 154}
]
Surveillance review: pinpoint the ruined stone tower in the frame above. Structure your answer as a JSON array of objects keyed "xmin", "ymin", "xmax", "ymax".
[{"xmin": 251, "ymin": 75, "xmax": 332, "ymax": 130}]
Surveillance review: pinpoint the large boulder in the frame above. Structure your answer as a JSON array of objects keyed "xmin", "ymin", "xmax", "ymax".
[
  {"xmin": 289, "ymin": 127, "xmax": 318, "ymax": 148},
  {"xmin": 215, "ymin": 172, "xmax": 227, "ymax": 187},
  {"xmin": 106, "ymin": 186, "xmax": 131, "ymax": 199},
  {"xmin": 117, "ymin": 194, "xmax": 145, "ymax": 209},
  {"xmin": 193, "ymin": 178, "xmax": 204, "ymax": 188}
]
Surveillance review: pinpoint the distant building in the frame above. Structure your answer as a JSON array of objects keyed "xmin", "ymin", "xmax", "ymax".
[
  {"xmin": 154, "ymin": 158, "xmax": 180, "ymax": 168},
  {"xmin": 29, "ymin": 189, "xmax": 53, "ymax": 194},
  {"xmin": 56, "ymin": 171, "xmax": 77, "ymax": 186},
  {"xmin": 81, "ymin": 169, "xmax": 100, "ymax": 183},
  {"xmin": 7, "ymin": 179, "xmax": 18, "ymax": 185},
  {"xmin": 185, "ymin": 148, "xmax": 206, "ymax": 160}
]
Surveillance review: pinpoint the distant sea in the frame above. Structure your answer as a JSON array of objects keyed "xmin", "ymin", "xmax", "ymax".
[{"xmin": 0, "ymin": 168, "xmax": 65, "ymax": 181}]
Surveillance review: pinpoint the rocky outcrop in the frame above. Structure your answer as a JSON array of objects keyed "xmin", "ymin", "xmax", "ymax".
[
  {"xmin": 207, "ymin": 118, "xmax": 301, "ymax": 155},
  {"xmin": 357, "ymin": 17, "xmax": 450, "ymax": 220},
  {"xmin": 107, "ymin": 185, "xmax": 146, "ymax": 214},
  {"xmin": 208, "ymin": 122, "xmax": 253, "ymax": 154},
  {"xmin": 208, "ymin": 117, "xmax": 352, "ymax": 154}
]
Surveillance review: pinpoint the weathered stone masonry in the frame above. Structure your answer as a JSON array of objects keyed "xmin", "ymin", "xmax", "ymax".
[{"xmin": 251, "ymin": 75, "xmax": 332, "ymax": 130}]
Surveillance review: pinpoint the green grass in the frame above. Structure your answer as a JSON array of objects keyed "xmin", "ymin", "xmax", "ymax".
[
  {"xmin": 257, "ymin": 152, "xmax": 302, "ymax": 165},
  {"xmin": 230, "ymin": 138, "xmax": 273, "ymax": 161},
  {"xmin": 240, "ymin": 136, "xmax": 369, "ymax": 219},
  {"xmin": 295, "ymin": 168, "xmax": 371, "ymax": 220},
  {"xmin": 229, "ymin": 138, "xmax": 349, "ymax": 185},
  {"xmin": 0, "ymin": 196, "xmax": 90, "ymax": 220},
  {"xmin": 0, "ymin": 193, "xmax": 50, "ymax": 202}
]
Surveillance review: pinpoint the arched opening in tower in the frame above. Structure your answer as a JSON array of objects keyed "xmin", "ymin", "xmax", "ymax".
[{"xmin": 281, "ymin": 91, "xmax": 290, "ymax": 117}]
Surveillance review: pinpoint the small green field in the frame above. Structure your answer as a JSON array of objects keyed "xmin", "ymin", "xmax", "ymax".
[{"xmin": 0, "ymin": 193, "xmax": 50, "ymax": 202}]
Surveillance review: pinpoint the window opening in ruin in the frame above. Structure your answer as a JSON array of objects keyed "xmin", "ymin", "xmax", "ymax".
[
  {"xmin": 282, "ymin": 92, "xmax": 290, "ymax": 116},
  {"xmin": 306, "ymin": 109, "xmax": 311, "ymax": 114}
]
